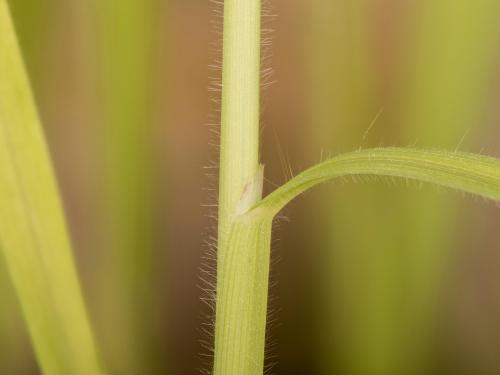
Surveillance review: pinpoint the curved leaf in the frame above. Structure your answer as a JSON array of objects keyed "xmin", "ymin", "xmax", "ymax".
[
  {"xmin": 252, "ymin": 147, "xmax": 500, "ymax": 217},
  {"xmin": 215, "ymin": 147, "xmax": 500, "ymax": 375}
]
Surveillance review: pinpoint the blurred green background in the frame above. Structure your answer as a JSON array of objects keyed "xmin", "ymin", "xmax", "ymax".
[{"xmin": 3, "ymin": 0, "xmax": 500, "ymax": 374}]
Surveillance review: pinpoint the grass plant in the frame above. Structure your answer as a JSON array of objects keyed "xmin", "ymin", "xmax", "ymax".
[
  {"xmin": 1, "ymin": 0, "xmax": 500, "ymax": 373},
  {"xmin": 213, "ymin": 1, "xmax": 500, "ymax": 374}
]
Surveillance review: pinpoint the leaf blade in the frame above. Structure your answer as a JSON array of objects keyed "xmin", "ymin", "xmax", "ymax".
[
  {"xmin": 0, "ymin": 1, "xmax": 103, "ymax": 373},
  {"xmin": 253, "ymin": 148, "xmax": 500, "ymax": 217},
  {"xmin": 217, "ymin": 147, "xmax": 500, "ymax": 375}
]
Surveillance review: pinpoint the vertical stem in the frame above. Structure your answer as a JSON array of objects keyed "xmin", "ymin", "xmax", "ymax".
[
  {"xmin": 215, "ymin": 0, "xmax": 262, "ymax": 373},
  {"xmin": 217, "ymin": 0, "xmax": 261, "ymax": 249}
]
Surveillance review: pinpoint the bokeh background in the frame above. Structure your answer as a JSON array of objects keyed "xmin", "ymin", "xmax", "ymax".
[{"xmin": 2, "ymin": 0, "xmax": 500, "ymax": 374}]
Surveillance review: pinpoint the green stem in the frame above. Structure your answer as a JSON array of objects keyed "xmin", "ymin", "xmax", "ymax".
[
  {"xmin": 217, "ymin": 0, "xmax": 261, "ymax": 247},
  {"xmin": 0, "ymin": 1, "xmax": 103, "ymax": 373},
  {"xmin": 214, "ymin": 0, "xmax": 262, "ymax": 373}
]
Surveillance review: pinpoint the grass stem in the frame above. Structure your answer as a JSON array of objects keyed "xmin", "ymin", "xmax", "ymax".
[{"xmin": 214, "ymin": 0, "xmax": 262, "ymax": 373}]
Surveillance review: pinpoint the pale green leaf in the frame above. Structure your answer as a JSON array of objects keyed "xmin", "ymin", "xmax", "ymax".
[
  {"xmin": 254, "ymin": 147, "xmax": 500, "ymax": 217},
  {"xmin": 215, "ymin": 147, "xmax": 500, "ymax": 375},
  {"xmin": 0, "ymin": 1, "xmax": 103, "ymax": 373}
]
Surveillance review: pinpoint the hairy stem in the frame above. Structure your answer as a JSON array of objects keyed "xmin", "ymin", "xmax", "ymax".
[
  {"xmin": 216, "ymin": 0, "xmax": 262, "ymax": 247},
  {"xmin": 214, "ymin": 0, "xmax": 262, "ymax": 373}
]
